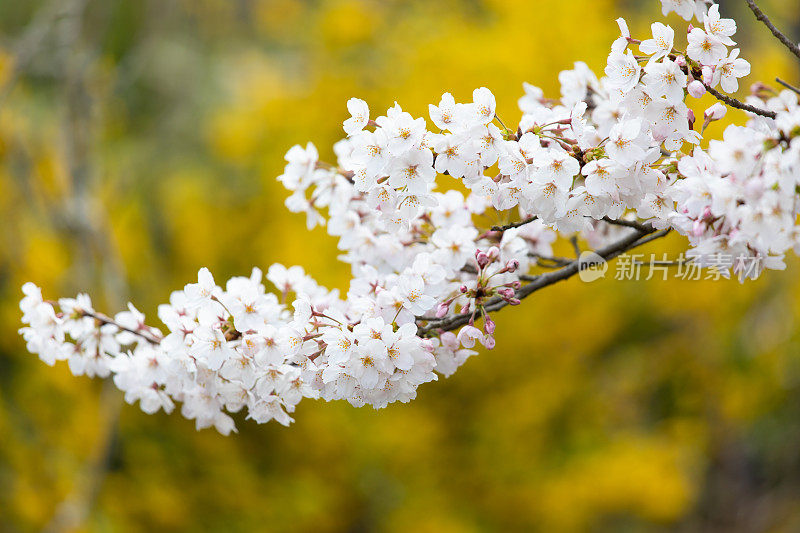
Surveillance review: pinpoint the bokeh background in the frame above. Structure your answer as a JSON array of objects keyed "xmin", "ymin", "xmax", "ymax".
[{"xmin": 1, "ymin": 0, "xmax": 799, "ymax": 531}]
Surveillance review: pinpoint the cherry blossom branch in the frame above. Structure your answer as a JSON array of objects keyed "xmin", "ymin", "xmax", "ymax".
[
  {"xmin": 490, "ymin": 216, "xmax": 538, "ymax": 232},
  {"xmin": 601, "ymin": 216, "xmax": 652, "ymax": 232},
  {"xmin": 17, "ymin": 0, "xmax": 800, "ymax": 436},
  {"xmin": 776, "ymin": 77, "xmax": 800, "ymax": 96},
  {"xmin": 745, "ymin": 0, "xmax": 800, "ymax": 61},
  {"xmin": 569, "ymin": 236, "xmax": 581, "ymax": 257},
  {"xmin": 627, "ymin": 228, "xmax": 671, "ymax": 247},
  {"xmin": 702, "ymin": 82, "xmax": 777, "ymax": 119},
  {"xmin": 418, "ymin": 225, "xmax": 671, "ymax": 335},
  {"xmin": 529, "ymin": 253, "xmax": 572, "ymax": 266}
]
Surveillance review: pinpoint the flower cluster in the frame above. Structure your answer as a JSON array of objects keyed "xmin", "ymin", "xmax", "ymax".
[{"xmin": 19, "ymin": 0, "xmax": 800, "ymax": 432}]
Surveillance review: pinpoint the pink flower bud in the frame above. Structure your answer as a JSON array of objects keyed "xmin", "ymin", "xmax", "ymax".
[
  {"xmin": 482, "ymin": 335, "xmax": 496, "ymax": 350},
  {"xmin": 688, "ymin": 80, "xmax": 706, "ymax": 98},
  {"xmin": 435, "ymin": 302, "xmax": 449, "ymax": 318},
  {"xmin": 687, "ymin": 109, "xmax": 696, "ymax": 129},
  {"xmin": 476, "ymin": 252, "xmax": 490, "ymax": 268},
  {"xmin": 498, "ymin": 287, "xmax": 514, "ymax": 298},
  {"xmin": 460, "ymin": 302, "xmax": 471, "ymax": 314},
  {"xmin": 702, "ymin": 66, "xmax": 714, "ymax": 84},
  {"xmin": 484, "ymin": 315, "xmax": 496, "ymax": 334},
  {"xmin": 508, "ymin": 298, "xmax": 521, "ymax": 306},
  {"xmin": 487, "ymin": 246, "xmax": 500, "ymax": 260},
  {"xmin": 705, "ymin": 103, "xmax": 727, "ymax": 121},
  {"xmin": 506, "ymin": 259, "xmax": 519, "ymax": 273},
  {"xmin": 459, "ymin": 285, "xmax": 468, "ymax": 294}
]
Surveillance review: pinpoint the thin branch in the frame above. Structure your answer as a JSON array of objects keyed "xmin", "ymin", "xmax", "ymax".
[
  {"xmin": 529, "ymin": 253, "xmax": 572, "ymax": 266},
  {"xmin": 531, "ymin": 261, "xmax": 565, "ymax": 270},
  {"xmin": 494, "ymin": 113, "xmax": 510, "ymax": 132},
  {"xmin": 569, "ymin": 236, "xmax": 581, "ymax": 258},
  {"xmin": 703, "ymin": 82, "xmax": 777, "ymax": 119},
  {"xmin": 601, "ymin": 216, "xmax": 652, "ymax": 232},
  {"xmin": 746, "ymin": 0, "xmax": 800, "ymax": 61},
  {"xmin": 418, "ymin": 225, "xmax": 672, "ymax": 335},
  {"xmin": 776, "ymin": 77, "xmax": 800, "ymax": 96},
  {"xmin": 79, "ymin": 309, "xmax": 162, "ymax": 345},
  {"xmin": 490, "ymin": 216, "xmax": 538, "ymax": 232},
  {"xmin": 630, "ymin": 228, "xmax": 671, "ymax": 247}
]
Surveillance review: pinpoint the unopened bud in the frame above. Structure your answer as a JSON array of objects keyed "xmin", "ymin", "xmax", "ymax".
[
  {"xmin": 484, "ymin": 315, "xmax": 496, "ymax": 334},
  {"xmin": 476, "ymin": 252, "xmax": 490, "ymax": 268},
  {"xmin": 435, "ymin": 302, "xmax": 449, "ymax": 318},
  {"xmin": 459, "ymin": 285, "xmax": 468, "ymax": 294},
  {"xmin": 751, "ymin": 82, "xmax": 771, "ymax": 98},
  {"xmin": 702, "ymin": 66, "xmax": 714, "ymax": 85},
  {"xmin": 498, "ymin": 287, "xmax": 515, "ymax": 298},
  {"xmin": 688, "ymin": 80, "xmax": 706, "ymax": 98},
  {"xmin": 482, "ymin": 335, "xmax": 496, "ymax": 350},
  {"xmin": 705, "ymin": 102, "xmax": 727, "ymax": 121},
  {"xmin": 487, "ymin": 246, "xmax": 500, "ymax": 260},
  {"xmin": 506, "ymin": 259, "xmax": 520, "ymax": 273}
]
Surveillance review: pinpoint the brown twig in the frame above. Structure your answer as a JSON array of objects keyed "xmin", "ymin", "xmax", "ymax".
[
  {"xmin": 490, "ymin": 216, "xmax": 538, "ymax": 232},
  {"xmin": 776, "ymin": 77, "xmax": 800, "ymax": 96},
  {"xmin": 79, "ymin": 309, "xmax": 162, "ymax": 345},
  {"xmin": 569, "ymin": 235, "xmax": 581, "ymax": 258},
  {"xmin": 745, "ymin": 0, "xmax": 800, "ymax": 61},
  {"xmin": 601, "ymin": 216, "xmax": 652, "ymax": 232},
  {"xmin": 529, "ymin": 253, "xmax": 572, "ymax": 267},
  {"xmin": 702, "ymin": 83, "xmax": 777, "ymax": 119}
]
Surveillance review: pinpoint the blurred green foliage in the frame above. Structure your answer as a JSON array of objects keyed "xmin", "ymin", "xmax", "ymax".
[{"xmin": 0, "ymin": 0, "xmax": 799, "ymax": 531}]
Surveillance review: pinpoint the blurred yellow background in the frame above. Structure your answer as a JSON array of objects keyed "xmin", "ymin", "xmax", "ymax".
[{"xmin": 1, "ymin": 0, "xmax": 800, "ymax": 531}]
